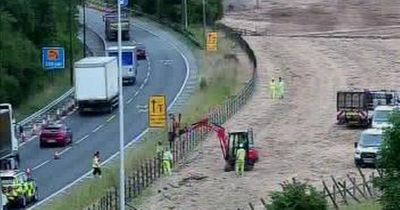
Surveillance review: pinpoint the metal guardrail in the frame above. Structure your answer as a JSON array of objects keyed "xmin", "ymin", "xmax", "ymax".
[{"xmin": 17, "ymin": 25, "xmax": 105, "ymax": 141}]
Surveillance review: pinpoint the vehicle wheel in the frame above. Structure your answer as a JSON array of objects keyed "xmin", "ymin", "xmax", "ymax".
[
  {"xmin": 19, "ymin": 196, "xmax": 27, "ymax": 208},
  {"xmin": 39, "ymin": 141, "xmax": 45, "ymax": 148},
  {"xmin": 69, "ymin": 136, "xmax": 73, "ymax": 144},
  {"xmin": 33, "ymin": 189, "xmax": 39, "ymax": 202}
]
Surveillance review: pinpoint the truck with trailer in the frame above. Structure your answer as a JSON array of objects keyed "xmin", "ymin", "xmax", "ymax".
[
  {"xmin": 74, "ymin": 57, "xmax": 119, "ymax": 114},
  {"xmin": 103, "ymin": 9, "xmax": 130, "ymax": 41},
  {"xmin": 336, "ymin": 89, "xmax": 398, "ymax": 127},
  {"xmin": 106, "ymin": 41, "xmax": 138, "ymax": 85},
  {"xmin": 0, "ymin": 103, "xmax": 19, "ymax": 170}
]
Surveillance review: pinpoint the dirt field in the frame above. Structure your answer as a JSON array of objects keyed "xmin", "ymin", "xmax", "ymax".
[{"xmin": 136, "ymin": 1, "xmax": 400, "ymax": 209}]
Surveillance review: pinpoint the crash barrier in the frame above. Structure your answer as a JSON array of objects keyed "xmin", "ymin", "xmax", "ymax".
[
  {"xmin": 16, "ymin": 26, "xmax": 104, "ymax": 144},
  {"xmin": 246, "ymin": 168, "xmax": 381, "ymax": 210},
  {"xmin": 84, "ymin": 15, "xmax": 258, "ymax": 210}
]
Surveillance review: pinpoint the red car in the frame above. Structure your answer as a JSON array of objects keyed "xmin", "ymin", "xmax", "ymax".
[
  {"xmin": 39, "ymin": 123, "xmax": 73, "ymax": 147},
  {"xmin": 136, "ymin": 43, "xmax": 147, "ymax": 60}
]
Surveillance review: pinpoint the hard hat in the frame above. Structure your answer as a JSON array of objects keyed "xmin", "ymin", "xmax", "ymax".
[{"xmin": 239, "ymin": 144, "xmax": 244, "ymax": 148}]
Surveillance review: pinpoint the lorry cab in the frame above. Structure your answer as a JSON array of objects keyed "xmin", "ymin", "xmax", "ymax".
[
  {"xmin": 354, "ymin": 128, "xmax": 383, "ymax": 168},
  {"xmin": 372, "ymin": 105, "xmax": 395, "ymax": 129},
  {"xmin": 106, "ymin": 44, "xmax": 137, "ymax": 85}
]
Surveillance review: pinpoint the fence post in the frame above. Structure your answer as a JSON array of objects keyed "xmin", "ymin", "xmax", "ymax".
[
  {"xmin": 114, "ymin": 186, "xmax": 119, "ymax": 210},
  {"xmin": 153, "ymin": 157, "xmax": 157, "ymax": 180},
  {"xmin": 141, "ymin": 163, "xmax": 145, "ymax": 190},
  {"xmin": 322, "ymin": 180, "xmax": 338, "ymax": 210},
  {"xmin": 136, "ymin": 168, "xmax": 142, "ymax": 194}
]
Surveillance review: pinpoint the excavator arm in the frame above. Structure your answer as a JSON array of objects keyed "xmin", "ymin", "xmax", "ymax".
[{"xmin": 189, "ymin": 118, "xmax": 228, "ymax": 160}]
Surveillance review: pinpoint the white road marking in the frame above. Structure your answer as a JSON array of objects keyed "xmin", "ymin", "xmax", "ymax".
[
  {"xmin": 19, "ymin": 136, "xmax": 37, "ymax": 147},
  {"xmin": 58, "ymin": 147, "xmax": 72, "ymax": 155},
  {"xmin": 92, "ymin": 124, "xmax": 103, "ymax": 133},
  {"xmin": 75, "ymin": 134, "xmax": 90, "ymax": 144},
  {"xmin": 106, "ymin": 115, "xmax": 116, "ymax": 122},
  {"xmin": 32, "ymin": 160, "xmax": 50, "ymax": 171},
  {"xmin": 28, "ymin": 11, "xmax": 191, "ymax": 210}
]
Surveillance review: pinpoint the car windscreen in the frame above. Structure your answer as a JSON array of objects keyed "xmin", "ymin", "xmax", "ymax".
[
  {"xmin": 109, "ymin": 52, "xmax": 133, "ymax": 66},
  {"xmin": 1, "ymin": 176, "xmax": 14, "ymax": 186},
  {"xmin": 360, "ymin": 133, "xmax": 382, "ymax": 147},
  {"xmin": 374, "ymin": 110, "xmax": 390, "ymax": 123}
]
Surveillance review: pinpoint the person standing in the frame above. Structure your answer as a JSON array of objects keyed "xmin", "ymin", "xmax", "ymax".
[
  {"xmin": 277, "ymin": 77, "xmax": 285, "ymax": 99},
  {"xmin": 92, "ymin": 151, "xmax": 102, "ymax": 178},
  {"xmin": 235, "ymin": 144, "xmax": 246, "ymax": 177},
  {"xmin": 162, "ymin": 147, "xmax": 173, "ymax": 176},
  {"xmin": 269, "ymin": 78, "xmax": 277, "ymax": 100}
]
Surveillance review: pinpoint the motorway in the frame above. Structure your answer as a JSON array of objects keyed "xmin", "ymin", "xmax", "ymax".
[{"xmin": 18, "ymin": 7, "xmax": 197, "ymax": 209}]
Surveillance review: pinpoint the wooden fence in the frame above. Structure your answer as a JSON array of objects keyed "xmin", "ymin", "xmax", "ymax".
[
  {"xmin": 83, "ymin": 4, "xmax": 258, "ymax": 210},
  {"xmin": 246, "ymin": 168, "xmax": 381, "ymax": 210}
]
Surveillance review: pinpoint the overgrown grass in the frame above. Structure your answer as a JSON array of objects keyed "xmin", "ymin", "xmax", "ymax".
[
  {"xmin": 339, "ymin": 201, "xmax": 382, "ymax": 210},
  {"xmin": 40, "ymin": 25, "xmax": 252, "ymax": 210},
  {"xmin": 15, "ymin": 70, "xmax": 72, "ymax": 121}
]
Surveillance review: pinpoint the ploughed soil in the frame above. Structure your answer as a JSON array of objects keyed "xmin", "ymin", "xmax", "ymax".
[{"xmin": 135, "ymin": 1, "xmax": 400, "ymax": 209}]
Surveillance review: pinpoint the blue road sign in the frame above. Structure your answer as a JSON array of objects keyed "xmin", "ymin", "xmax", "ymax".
[
  {"xmin": 119, "ymin": 0, "xmax": 128, "ymax": 7},
  {"xmin": 42, "ymin": 47, "xmax": 65, "ymax": 70}
]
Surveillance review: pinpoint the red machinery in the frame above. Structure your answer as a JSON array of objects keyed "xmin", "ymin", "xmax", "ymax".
[{"xmin": 190, "ymin": 118, "xmax": 259, "ymax": 171}]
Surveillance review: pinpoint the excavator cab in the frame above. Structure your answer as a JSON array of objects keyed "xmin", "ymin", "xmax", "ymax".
[{"xmin": 224, "ymin": 129, "xmax": 258, "ymax": 172}]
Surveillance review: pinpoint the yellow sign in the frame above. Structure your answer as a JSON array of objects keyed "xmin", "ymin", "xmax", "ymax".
[
  {"xmin": 148, "ymin": 95, "xmax": 167, "ymax": 128},
  {"xmin": 206, "ymin": 32, "xmax": 218, "ymax": 52}
]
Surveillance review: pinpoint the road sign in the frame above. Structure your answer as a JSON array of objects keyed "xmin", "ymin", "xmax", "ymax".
[
  {"xmin": 148, "ymin": 95, "xmax": 167, "ymax": 128},
  {"xmin": 206, "ymin": 32, "xmax": 218, "ymax": 52},
  {"xmin": 119, "ymin": 0, "xmax": 128, "ymax": 7},
  {"xmin": 42, "ymin": 47, "xmax": 65, "ymax": 70}
]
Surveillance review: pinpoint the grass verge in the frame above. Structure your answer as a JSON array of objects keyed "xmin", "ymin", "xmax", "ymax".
[
  {"xmin": 41, "ymin": 25, "xmax": 252, "ymax": 210},
  {"xmin": 339, "ymin": 201, "xmax": 381, "ymax": 210},
  {"xmin": 15, "ymin": 70, "xmax": 72, "ymax": 121}
]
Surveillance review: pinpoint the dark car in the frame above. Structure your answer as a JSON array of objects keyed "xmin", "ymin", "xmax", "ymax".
[
  {"xmin": 39, "ymin": 123, "xmax": 72, "ymax": 147},
  {"xmin": 136, "ymin": 43, "xmax": 146, "ymax": 60}
]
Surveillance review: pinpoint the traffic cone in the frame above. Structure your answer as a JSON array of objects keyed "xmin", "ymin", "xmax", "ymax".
[{"xmin": 54, "ymin": 151, "xmax": 60, "ymax": 159}]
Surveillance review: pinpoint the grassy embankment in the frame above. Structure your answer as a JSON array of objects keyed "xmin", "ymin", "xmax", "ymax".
[
  {"xmin": 41, "ymin": 25, "xmax": 253, "ymax": 210},
  {"xmin": 339, "ymin": 201, "xmax": 381, "ymax": 210}
]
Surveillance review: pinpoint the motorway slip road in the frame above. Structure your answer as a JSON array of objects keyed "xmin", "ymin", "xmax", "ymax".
[{"xmin": 18, "ymin": 8, "xmax": 196, "ymax": 209}]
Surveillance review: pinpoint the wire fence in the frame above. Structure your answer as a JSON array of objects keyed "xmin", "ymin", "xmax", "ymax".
[
  {"xmin": 82, "ymin": 11, "xmax": 258, "ymax": 210},
  {"xmin": 246, "ymin": 168, "xmax": 381, "ymax": 210}
]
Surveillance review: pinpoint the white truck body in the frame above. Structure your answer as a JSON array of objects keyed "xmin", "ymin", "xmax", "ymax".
[
  {"xmin": 0, "ymin": 103, "xmax": 19, "ymax": 169},
  {"xmin": 106, "ymin": 42, "xmax": 137, "ymax": 85},
  {"xmin": 372, "ymin": 105, "xmax": 395, "ymax": 129},
  {"xmin": 74, "ymin": 57, "xmax": 119, "ymax": 113}
]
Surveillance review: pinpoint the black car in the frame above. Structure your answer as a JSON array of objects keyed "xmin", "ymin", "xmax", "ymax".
[{"xmin": 136, "ymin": 44, "xmax": 146, "ymax": 60}]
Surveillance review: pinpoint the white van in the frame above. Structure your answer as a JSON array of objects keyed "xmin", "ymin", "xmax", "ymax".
[
  {"xmin": 371, "ymin": 105, "xmax": 395, "ymax": 129},
  {"xmin": 354, "ymin": 128, "xmax": 383, "ymax": 167}
]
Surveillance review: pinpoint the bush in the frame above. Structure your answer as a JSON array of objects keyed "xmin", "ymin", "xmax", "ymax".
[
  {"xmin": 374, "ymin": 111, "xmax": 400, "ymax": 210},
  {"xmin": 267, "ymin": 179, "xmax": 327, "ymax": 210},
  {"xmin": 199, "ymin": 77, "xmax": 207, "ymax": 90}
]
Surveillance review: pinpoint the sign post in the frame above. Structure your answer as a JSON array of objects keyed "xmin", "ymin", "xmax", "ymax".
[
  {"xmin": 148, "ymin": 95, "xmax": 167, "ymax": 128},
  {"xmin": 206, "ymin": 32, "xmax": 218, "ymax": 52},
  {"xmin": 117, "ymin": 0, "xmax": 127, "ymax": 209}
]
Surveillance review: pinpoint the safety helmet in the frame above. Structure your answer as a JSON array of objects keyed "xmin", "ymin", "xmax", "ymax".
[{"xmin": 239, "ymin": 144, "xmax": 244, "ymax": 148}]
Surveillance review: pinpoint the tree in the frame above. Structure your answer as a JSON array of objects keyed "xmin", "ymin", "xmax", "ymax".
[
  {"xmin": 375, "ymin": 110, "xmax": 400, "ymax": 210},
  {"xmin": 267, "ymin": 179, "xmax": 327, "ymax": 210}
]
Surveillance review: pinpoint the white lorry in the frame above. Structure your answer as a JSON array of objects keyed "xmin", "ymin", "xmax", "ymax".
[
  {"xmin": 74, "ymin": 57, "xmax": 119, "ymax": 114},
  {"xmin": 0, "ymin": 103, "xmax": 19, "ymax": 170},
  {"xmin": 106, "ymin": 41, "xmax": 138, "ymax": 85}
]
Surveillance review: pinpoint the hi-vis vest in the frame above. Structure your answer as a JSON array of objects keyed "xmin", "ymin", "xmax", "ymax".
[
  {"xmin": 236, "ymin": 148, "xmax": 246, "ymax": 162},
  {"xmin": 92, "ymin": 157, "xmax": 100, "ymax": 168},
  {"xmin": 163, "ymin": 151, "xmax": 172, "ymax": 161}
]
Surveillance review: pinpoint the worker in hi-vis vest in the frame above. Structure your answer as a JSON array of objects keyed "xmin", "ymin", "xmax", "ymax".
[
  {"xmin": 162, "ymin": 147, "xmax": 173, "ymax": 176},
  {"xmin": 236, "ymin": 144, "xmax": 246, "ymax": 177},
  {"xmin": 269, "ymin": 78, "xmax": 277, "ymax": 100}
]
